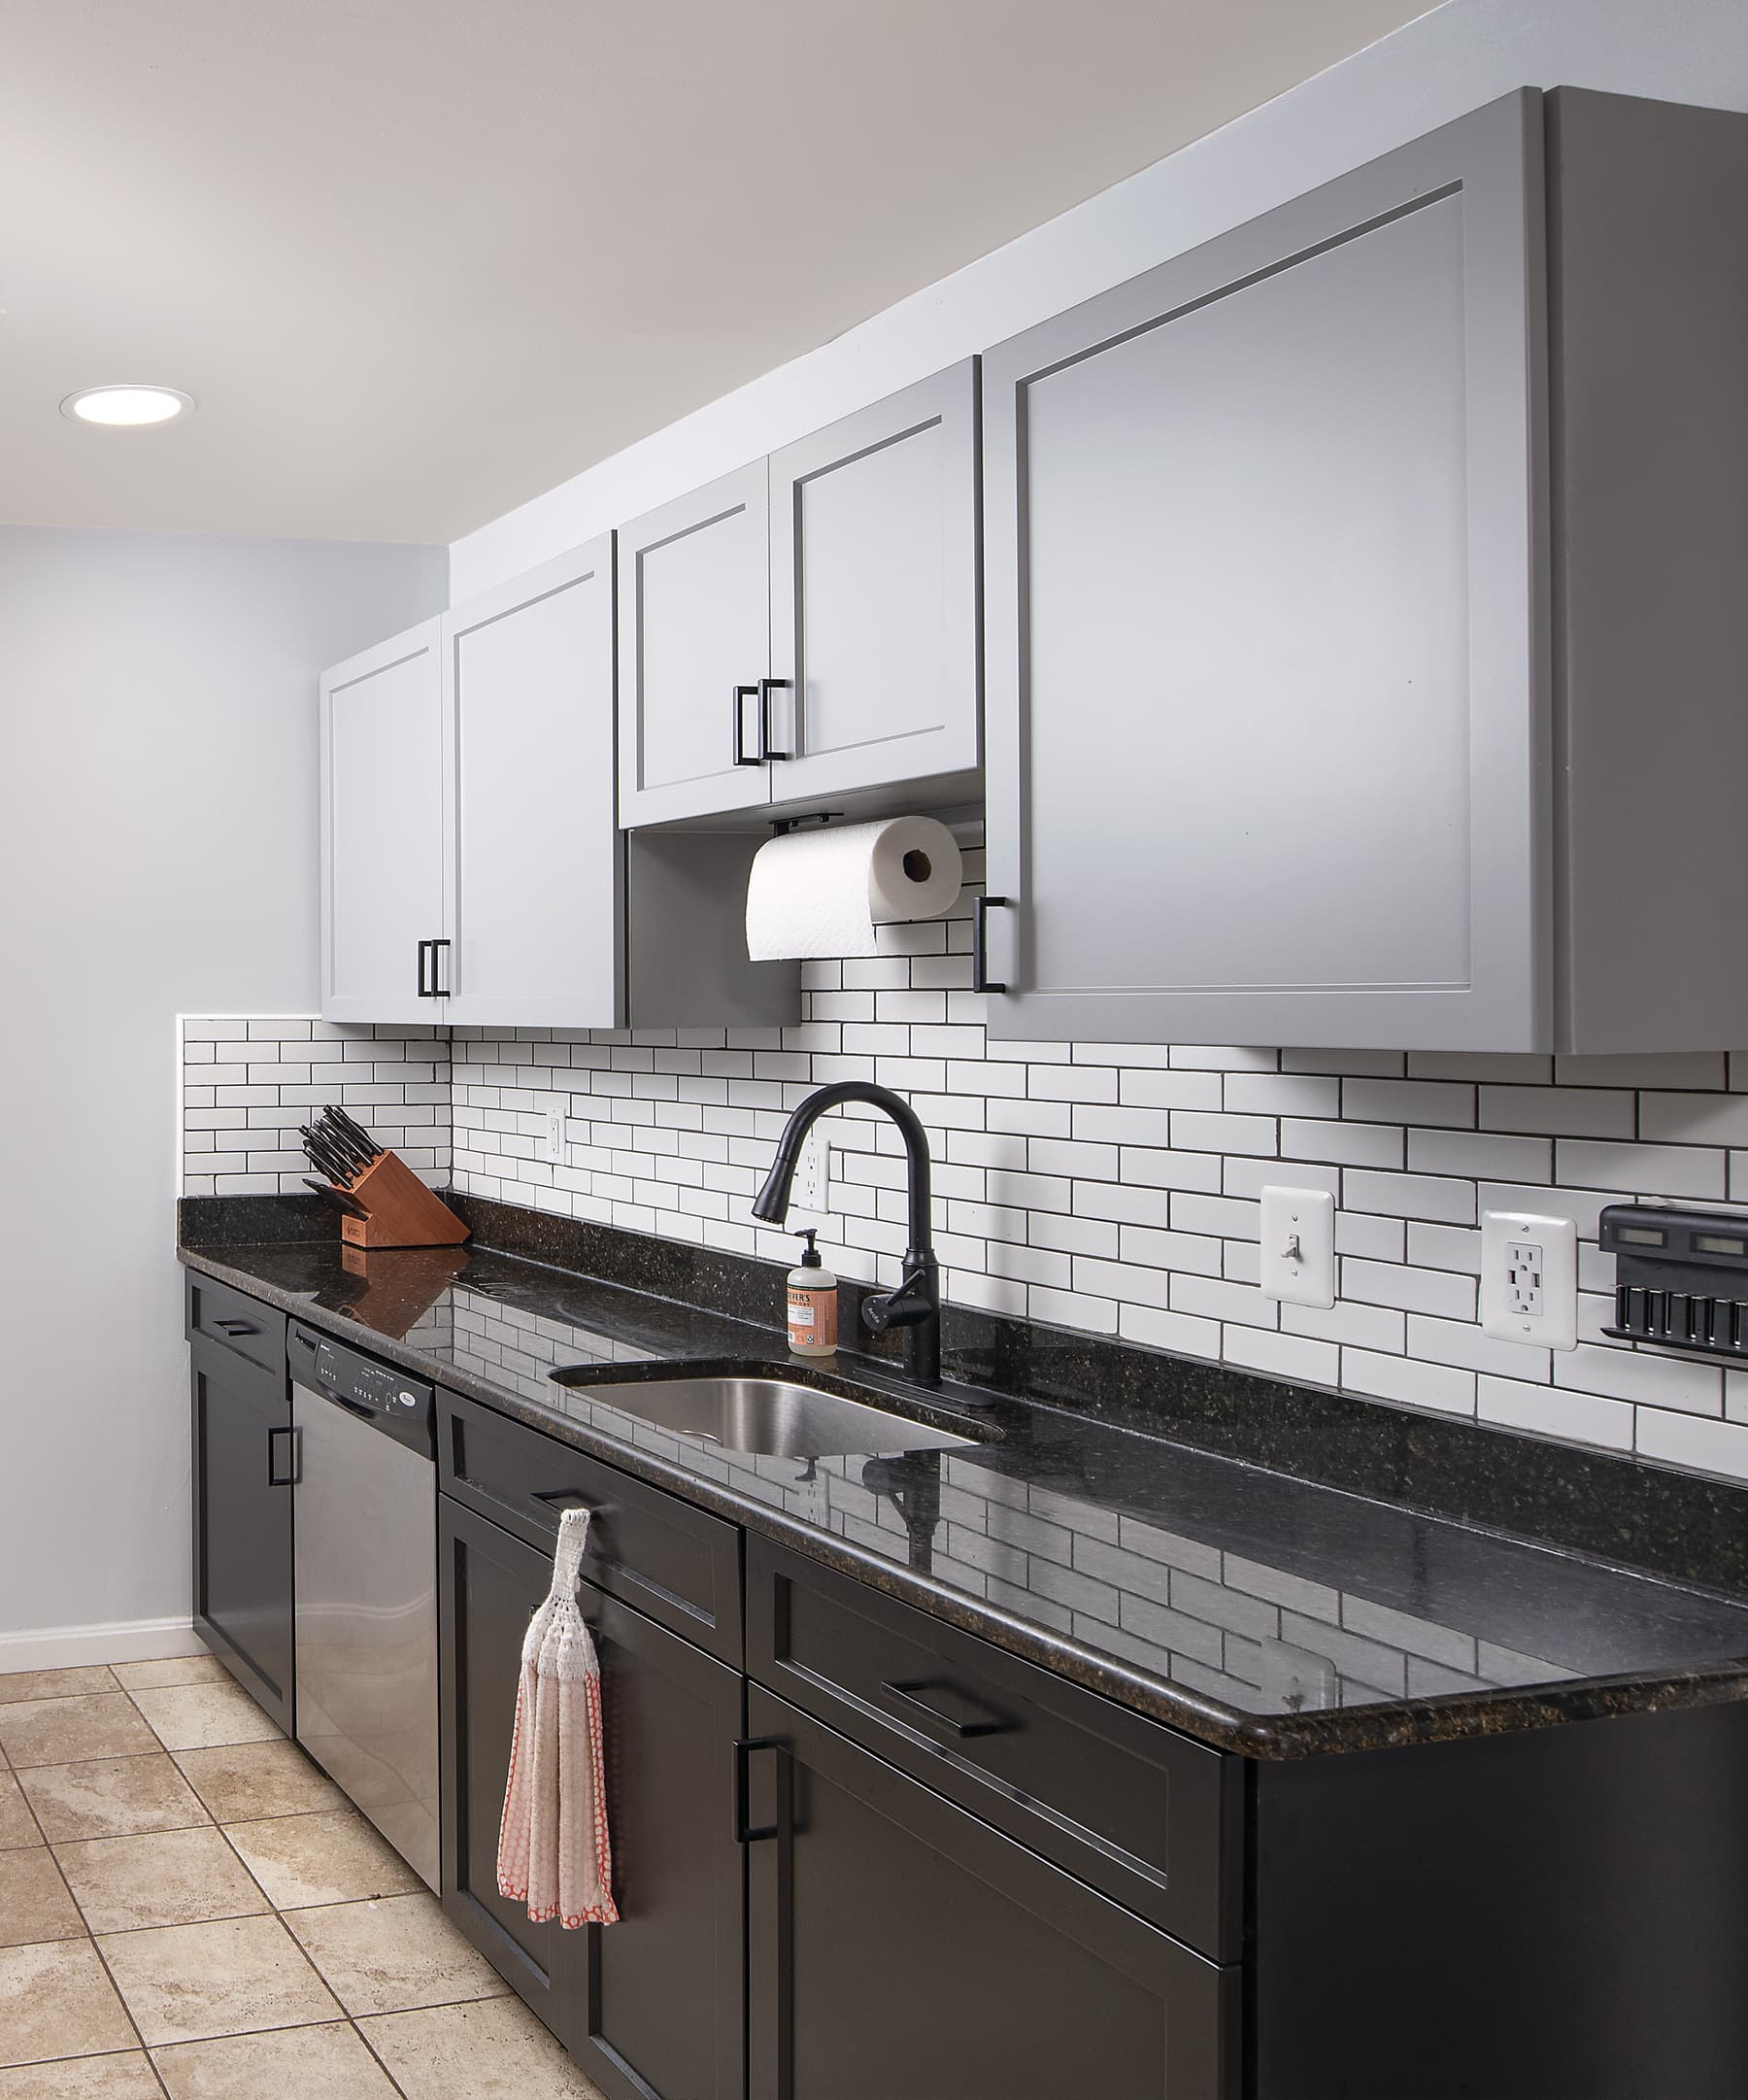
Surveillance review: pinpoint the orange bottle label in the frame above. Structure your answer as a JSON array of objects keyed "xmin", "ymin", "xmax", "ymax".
[{"xmin": 789, "ymin": 1285, "xmax": 837, "ymax": 1350}]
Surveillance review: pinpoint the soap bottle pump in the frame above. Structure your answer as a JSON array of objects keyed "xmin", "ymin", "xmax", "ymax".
[{"xmin": 786, "ymin": 1229, "xmax": 839, "ymax": 1358}]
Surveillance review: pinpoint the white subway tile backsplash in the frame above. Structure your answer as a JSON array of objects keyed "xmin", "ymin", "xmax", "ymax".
[{"xmin": 179, "ymin": 872, "xmax": 1748, "ymax": 1494}]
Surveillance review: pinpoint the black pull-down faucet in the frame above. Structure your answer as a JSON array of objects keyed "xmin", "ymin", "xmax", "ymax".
[{"xmin": 751, "ymin": 1081, "xmax": 942, "ymax": 1387}]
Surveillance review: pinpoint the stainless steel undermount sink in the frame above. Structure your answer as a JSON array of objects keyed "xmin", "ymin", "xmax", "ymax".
[{"xmin": 548, "ymin": 1372, "xmax": 977, "ymax": 1458}]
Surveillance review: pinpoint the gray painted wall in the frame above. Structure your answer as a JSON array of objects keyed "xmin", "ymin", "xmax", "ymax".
[{"xmin": 0, "ymin": 526, "xmax": 445, "ymax": 1660}]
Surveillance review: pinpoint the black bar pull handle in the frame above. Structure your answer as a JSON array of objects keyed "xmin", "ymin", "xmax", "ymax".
[
  {"xmin": 759, "ymin": 676, "xmax": 793, "ymax": 762},
  {"xmin": 417, "ymin": 939, "xmax": 433, "ymax": 997},
  {"xmin": 266, "ymin": 1424, "xmax": 301, "ymax": 1487},
  {"xmin": 880, "ymin": 1677, "xmax": 1014, "ymax": 1740},
  {"xmin": 971, "ymin": 894, "xmax": 1010, "ymax": 997},
  {"xmin": 733, "ymin": 683, "xmax": 763, "ymax": 766},
  {"xmin": 430, "ymin": 936, "xmax": 451, "ymax": 998},
  {"xmin": 213, "ymin": 1317, "xmax": 257, "ymax": 1338},
  {"xmin": 734, "ymin": 1735, "xmax": 788, "ymax": 1843}
]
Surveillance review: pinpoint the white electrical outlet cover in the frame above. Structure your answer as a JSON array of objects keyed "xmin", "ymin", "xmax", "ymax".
[
  {"xmin": 793, "ymin": 1128, "xmax": 828, "ymax": 1216},
  {"xmin": 1480, "ymin": 1210, "xmax": 1578, "ymax": 1350},
  {"xmin": 1259, "ymin": 1186, "xmax": 1335, "ymax": 1308},
  {"xmin": 539, "ymin": 1104, "xmax": 566, "ymax": 1166}
]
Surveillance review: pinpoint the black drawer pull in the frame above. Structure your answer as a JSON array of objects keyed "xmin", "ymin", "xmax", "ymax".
[
  {"xmin": 734, "ymin": 1735, "xmax": 788, "ymax": 1844},
  {"xmin": 532, "ymin": 1488, "xmax": 602, "ymax": 1515},
  {"xmin": 213, "ymin": 1317, "xmax": 258, "ymax": 1338},
  {"xmin": 881, "ymin": 1677, "xmax": 1015, "ymax": 1741},
  {"xmin": 266, "ymin": 1425, "xmax": 301, "ymax": 1487}
]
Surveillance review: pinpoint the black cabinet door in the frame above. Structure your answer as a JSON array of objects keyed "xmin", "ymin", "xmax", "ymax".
[
  {"xmin": 190, "ymin": 1337, "xmax": 294, "ymax": 1731},
  {"xmin": 439, "ymin": 1496, "xmax": 746, "ymax": 2098},
  {"xmin": 745, "ymin": 1686, "xmax": 1238, "ymax": 2100}
]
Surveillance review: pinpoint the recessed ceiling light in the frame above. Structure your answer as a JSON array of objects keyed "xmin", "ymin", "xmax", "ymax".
[{"xmin": 60, "ymin": 385, "xmax": 196, "ymax": 427}]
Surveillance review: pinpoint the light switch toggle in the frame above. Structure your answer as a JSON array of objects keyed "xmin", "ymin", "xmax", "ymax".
[{"xmin": 1260, "ymin": 1187, "xmax": 1335, "ymax": 1308}]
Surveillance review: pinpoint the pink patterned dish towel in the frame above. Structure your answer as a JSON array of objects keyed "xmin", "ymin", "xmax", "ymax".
[{"xmin": 496, "ymin": 1506, "xmax": 618, "ymax": 1927}]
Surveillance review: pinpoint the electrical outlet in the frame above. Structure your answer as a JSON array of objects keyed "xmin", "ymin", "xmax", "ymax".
[
  {"xmin": 538, "ymin": 1103, "xmax": 566, "ymax": 1167},
  {"xmin": 1506, "ymin": 1239, "xmax": 1544, "ymax": 1317},
  {"xmin": 793, "ymin": 1127, "xmax": 829, "ymax": 1215},
  {"xmin": 1481, "ymin": 1210, "xmax": 1577, "ymax": 1349}
]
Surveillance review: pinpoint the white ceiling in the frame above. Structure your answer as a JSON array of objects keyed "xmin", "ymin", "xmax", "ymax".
[{"xmin": 0, "ymin": 0, "xmax": 1430, "ymax": 544}]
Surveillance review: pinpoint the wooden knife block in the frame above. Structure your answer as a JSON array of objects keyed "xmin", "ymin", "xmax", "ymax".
[{"xmin": 338, "ymin": 1151, "xmax": 471, "ymax": 1250}]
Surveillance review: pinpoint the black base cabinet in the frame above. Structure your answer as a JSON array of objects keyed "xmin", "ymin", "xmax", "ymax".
[
  {"xmin": 438, "ymin": 1495, "xmax": 746, "ymax": 2100},
  {"xmin": 189, "ymin": 1331, "xmax": 294, "ymax": 1732},
  {"xmin": 744, "ymin": 1685, "xmax": 1237, "ymax": 2100}
]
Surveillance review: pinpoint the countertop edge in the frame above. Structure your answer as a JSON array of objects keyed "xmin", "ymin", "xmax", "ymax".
[{"xmin": 178, "ymin": 1242, "xmax": 1748, "ymax": 1762}]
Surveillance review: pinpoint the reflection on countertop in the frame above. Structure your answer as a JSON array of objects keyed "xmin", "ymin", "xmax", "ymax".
[{"xmin": 179, "ymin": 1216, "xmax": 1748, "ymax": 1758}]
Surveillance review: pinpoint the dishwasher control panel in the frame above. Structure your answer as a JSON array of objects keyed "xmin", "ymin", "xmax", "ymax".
[{"xmin": 288, "ymin": 1322, "xmax": 435, "ymax": 1453}]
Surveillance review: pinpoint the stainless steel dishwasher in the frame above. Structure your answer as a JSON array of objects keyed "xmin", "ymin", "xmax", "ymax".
[{"xmin": 288, "ymin": 1321, "xmax": 439, "ymax": 1892}]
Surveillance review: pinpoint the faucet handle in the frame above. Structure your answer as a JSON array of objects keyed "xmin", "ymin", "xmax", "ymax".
[{"xmin": 862, "ymin": 1264, "xmax": 934, "ymax": 1334}]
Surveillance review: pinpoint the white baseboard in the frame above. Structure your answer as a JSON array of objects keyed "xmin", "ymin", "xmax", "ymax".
[{"xmin": 0, "ymin": 1616, "xmax": 203, "ymax": 1675}]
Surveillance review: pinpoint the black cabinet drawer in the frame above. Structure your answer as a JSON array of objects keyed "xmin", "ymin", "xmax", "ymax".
[
  {"xmin": 747, "ymin": 1535, "xmax": 1239, "ymax": 1960},
  {"xmin": 438, "ymin": 1391, "xmax": 742, "ymax": 1667},
  {"xmin": 185, "ymin": 1270, "xmax": 286, "ymax": 1378}
]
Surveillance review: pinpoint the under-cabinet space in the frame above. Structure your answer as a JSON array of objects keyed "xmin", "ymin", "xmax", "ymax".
[
  {"xmin": 982, "ymin": 86, "xmax": 1748, "ymax": 1051},
  {"xmin": 744, "ymin": 1685, "xmax": 1238, "ymax": 2100}
]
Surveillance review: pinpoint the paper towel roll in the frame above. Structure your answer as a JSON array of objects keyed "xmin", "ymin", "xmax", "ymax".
[{"xmin": 746, "ymin": 816, "xmax": 963, "ymax": 961}]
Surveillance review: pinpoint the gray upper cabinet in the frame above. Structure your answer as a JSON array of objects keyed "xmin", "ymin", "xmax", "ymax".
[
  {"xmin": 441, "ymin": 538, "xmax": 621, "ymax": 1030},
  {"xmin": 322, "ymin": 542, "xmax": 797, "ymax": 1033},
  {"xmin": 767, "ymin": 360, "xmax": 981, "ymax": 807},
  {"xmin": 984, "ymin": 86, "xmax": 1748, "ymax": 1053},
  {"xmin": 616, "ymin": 461, "xmax": 773, "ymax": 829},
  {"xmin": 617, "ymin": 362, "xmax": 981, "ymax": 828},
  {"xmin": 983, "ymin": 92, "xmax": 1544, "ymax": 1053},
  {"xmin": 320, "ymin": 619, "xmax": 447, "ymax": 1027}
]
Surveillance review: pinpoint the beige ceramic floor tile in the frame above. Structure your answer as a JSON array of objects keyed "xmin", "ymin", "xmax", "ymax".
[
  {"xmin": 0, "ymin": 1778, "xmax": 39, "ymax": 1853},
  {"xmin": 173, "ymin": 1742, "xmax": 342, "ymax": 1824},
  {"xmin": 0, "ymin": 1849, "xmax": 84, "ymax": 1947},
  {"xmin": 55, "ymin": 1826, "xmax": 269, "ymax": 1934},
  {"xmin": 0, "ymin": 2051, "xmax": 161, "ymax": 2097},
  {"xmin": 0, "ymin": 1669, "xmax": 118, "ymax": 1708},
  {"xmin": 0, "ymin": 1939, "xmax": 136, "ymax": 2067},
  {"xmin": 130, "ymin": 1683, "xmax": 281, "ymax": 1755},
  {"xmin": 153, "ymin": 2019, "xmax": 398, "ymax": 2099},
  {"xmin": 97, "ymin": 1913, "xmax": 341, "ymax": 2047},
  {"xmin": 0, "ymin": 1698, "xmax": 157, "ymax": 1770},
  {"xmin": 222, "ymin": 1808, "xmax": 422, "ymax": 1911},
  {"xmin": 17, "ymin": 1755, "xmax": 211, "ymax": 1844},
  {"xmin": 286, "ymin": 1892, "xmax": 507, "ymax": 2017},
  {"xmin": 360, "ymin": 1995, "xmax": 608, "ymax": 2098},
  {"xmin": 111, "ymin": 1657, "xmax": 228, "ymax": 1694}
]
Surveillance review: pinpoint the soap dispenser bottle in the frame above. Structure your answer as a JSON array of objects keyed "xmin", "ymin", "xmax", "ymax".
[{"xmin": 786, "ymin": 1229, "xmax": 838, "ymax": 1358}]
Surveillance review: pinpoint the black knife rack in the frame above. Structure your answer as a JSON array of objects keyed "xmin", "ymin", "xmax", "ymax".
[{"xmin": 1599, "ymin": 1203, "xmax": 1748, "ymax": 1360}]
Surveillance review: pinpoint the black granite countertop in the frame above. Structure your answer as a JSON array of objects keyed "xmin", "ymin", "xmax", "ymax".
[{"xmin": 178, "ymin": 1197, "xmax": 1748, "ymax": 1760}]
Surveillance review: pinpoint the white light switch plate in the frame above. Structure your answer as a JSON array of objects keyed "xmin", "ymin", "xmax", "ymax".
[
  {"xmin": 538, "ymin": 1103, "xmax": 566, "ymax": 1166},
  {"xmin": 1480, "ymin": 1209, "xmax": 1578, "ymax": 1350},
  {"xmin": 1259, "ymin": 1186, "xmax": 1335, "ymax": 1308}
]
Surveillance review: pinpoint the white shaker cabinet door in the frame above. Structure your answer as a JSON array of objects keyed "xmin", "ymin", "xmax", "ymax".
[
  {"xmin": 319, "ymin": 619, "xmax": 447, "ymax": 1025},
  {"xmin": 617, "ymin": 461, "xmax": 774, "ymax": 827},
  {"xmin": 441, "ymin": 536, "xmax": 621, "ymax": 1031},
  {"xmin": 768, "ymin": 360, "xmax": 981, "ymax": 807},
  {"xmin": 983, "ymin": 90, "xmax": 1547, "ymax": 1051}
]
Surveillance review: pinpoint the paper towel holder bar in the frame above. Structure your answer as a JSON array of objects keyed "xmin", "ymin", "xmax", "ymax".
[{"xmin": 770, "ymin": 810, "xmax": 842, "ymax": 836}]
